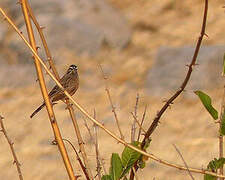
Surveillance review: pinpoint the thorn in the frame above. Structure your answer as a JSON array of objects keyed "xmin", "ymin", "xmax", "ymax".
[
  {"xmin": 20, "ymin": 31, "xmax": 23, "ymax": 34},
  {"xmin": 0, "ymin": 129, "xmax": 3, "ymax": 132},
  {"xmin": 52, "ymin": 140, "xmax": 57, "ymax": 145},
  {"xmin": 75, "ymin": 175, "xmax": 81, "ymax": 179},
  {"xmin": 0, "ymin": 115, "xmax": 4, "ymax": 119},
  {"xmin": 215, "ymin": 120, "xmax": 220, "ymax": 124},
  {"xmin": 40, "ymin": 26, "xmax": 45, "ymax": 30},
  {"xmin": 36, "ymin": 46, "xmax": 40, "ymax": 50},
  {"xmin": 50, "ymin": 116, "xmax": 55, "ymax": 123},
  {"xmin": 185, "ymin": 64, "xmax": 190, "ymax": 67},
  {"xmin": 13, "ymin": 160, "xmax": 16, "ymax": 164},
  {"xmin": 162, "ymin": 99, "xmax": 167, "ymax": 103},
  {"xmin": 204, "ymin": 33, "xmax": 209, "ymax": 38}
]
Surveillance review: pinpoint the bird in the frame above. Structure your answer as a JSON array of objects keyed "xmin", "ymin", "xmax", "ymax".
[{"xmin": 30, "ymin": 64, "xmax": 79, "ymax": 118}]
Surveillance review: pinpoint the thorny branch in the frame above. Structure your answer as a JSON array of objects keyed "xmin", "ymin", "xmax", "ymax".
[
  {"xmin": 173, "ymin": 144, "xmax": 194, "ymax": 180},
  {"xmin": 99, "ymin": 64, "xmax": 124, "ymax": 140},
  {"xmin": 141, "ymin": 0, "xmax": 208, "ymax": 148},
  {"xmin": 0, "ymin": 115, "xmax": 24, "ymax": 180},
  {"xmin": 130, "ymin": 0, "xmax": 209, "ymax": 179}
]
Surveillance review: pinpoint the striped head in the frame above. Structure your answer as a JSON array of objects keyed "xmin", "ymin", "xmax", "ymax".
[{"xmin": 67, "ymin": 65, "xmax": 78, "ymax": 74}]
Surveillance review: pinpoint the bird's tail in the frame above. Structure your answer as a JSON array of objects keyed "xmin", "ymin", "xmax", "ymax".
[{"xmin": 30, "ymin": 103, "xmax": 45, "ymax": 118}]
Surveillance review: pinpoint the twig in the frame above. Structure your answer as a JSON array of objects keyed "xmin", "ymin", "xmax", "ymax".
[
  {"xmin": 99, "ymin": 64, "xmax": 124, "ymax": 140},
  {"xmin": 141, "ymin": 0, "xmax": 208, "ymax": 149},
  {"xmin": 62, "ymin": 139, "xmax": 89, "ymax": 180},
  {"xmin": 3, "ymin": 5, "xmax": 225, "ymax": 178},
  {"xmin": 83, "ymin": 117, "xmax": 94, "ymax": 143},
  {"xmin": 0, "ymin": 115, "xmax": 23, "ymax": 180},
  {"xmin": 137, "ymin": 105, "xmax": 147, "ymax": 141},
  {"xmin": 131, "ymin": 93, "xmax": 139, "ymax": 142},
  {"xmin": 173, "ymin": 144, "xmax": 195, "ymax": 180},
  {"xmin": 93, "ymin": 110, "xmax": 102, "ymax": 180},
  {"xmin": 67, "ymin": 102, "xmax": 93, "ymax": 179},
  {"xmin": 219, "ymin": 85, "xmax": 225, "ymax": 180},
  {"xmin": 26, "ymin": 2, "xmax": 60, "ymax": 80},
  {"xmin": 130, "ymin": 112, "xmax": 147, "ymax": 134},
  {"xmin": 132, "ymin": 167, "xmax": 139, "ymax": 180},
  {"xmin": 130, "ymin": 1, "xmax": 209, "ymax": 179}
]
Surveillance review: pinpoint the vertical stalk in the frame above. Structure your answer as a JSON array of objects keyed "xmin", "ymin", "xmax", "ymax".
[
  {"xmin": 219, "ymin": 85, "xmax": 225, "ymax": 180},
  {"xmin": 67, "ymin": 101, "xmax": 93, "ymax": 179},
  {"xmin": 19, "ymin": 1, "xmax": 76, "ymax": 179}
]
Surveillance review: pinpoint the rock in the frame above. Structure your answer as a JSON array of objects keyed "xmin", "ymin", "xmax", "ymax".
[
  {"xmin": 146, "ymin": 45, "xmax": 225, "ymax": 97},
  {"xmin": 0, "ymin": 0, "xmax": 131, "ymax": 64}
]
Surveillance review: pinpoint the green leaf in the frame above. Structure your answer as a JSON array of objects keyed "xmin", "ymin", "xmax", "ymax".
[
  {"xmin": 220, "ymin": 114, "xmax": 225, "ymax": 135},
  {"xmin": 204, "ymin": 158, "xmax": 225, "ymax": 180},
  {"xmin": 204, "ymin": 174, "xmax": 216, "ymax": 180},
  {"xmin": 214, "ymin": 157, "xmax": 225, "ymax": 169},
  {"xmin": 195, "ymin": 91, "xmax": 218, "ymax": 120},
  {"xmin": 102, "ymin": 175, "xmax": 112, "ymax": 180},
  {"xmin": 121, "ymin": 142, "xmax": 142, "ymax": 177},
  {"xmin": 109, "ymin": 153, "xmax": 123, "ymax": 180}
]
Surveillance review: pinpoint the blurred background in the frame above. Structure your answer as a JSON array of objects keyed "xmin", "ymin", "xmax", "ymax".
[{"xmin": 0, "ymin": 0, "xmax": 225, "ymax": 179}]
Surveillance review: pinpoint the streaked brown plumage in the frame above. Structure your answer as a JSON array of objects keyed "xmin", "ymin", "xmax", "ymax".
[{"xmin": 30, "ymin": 65, "xmax": 79, "ymax": 118}]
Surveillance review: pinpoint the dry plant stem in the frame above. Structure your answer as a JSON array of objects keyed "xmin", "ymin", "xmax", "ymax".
[
  {"xmin": 99, "ymin": 65, "xmax": 124, "ymax": 140},
  {"xmin": 0, "ymin": 115, "xmax": 23, "ymax": 180},
  {"xmin": 63, "ymin": 139, "xmax": 90, "ymax": 180},
  {"xmin": 131, "ymin": 112, "xmax": 147, "ymax": 134},
  {"xmin": 219, "ymin": 85, "xmax": 225, "ymax": 180},
  {"xmin": 18, "ymin": 1, "xmax": 76, "ymax": 179},
  {"xmin": 93, "ymin": 111, "xmax": 102, "ymax": 180},
  {"xmin": 3, "ymin": 5, "xmax": 225, "ymax": 178},
  {"xmin": 131, "ymin": 93, "xmax": 139, "ymax": 142},
  {"xmin": 83, "ymin": 117, "xmax": 94, "ymax": 142},
  {"xmin": 137, "ymin": 105, "xmax": 147, "ymax": 141},
  {"xmin": 173, "ymin": 144, "xmax": 194, "ymax": 180},
  {"xmin": 141, "ymin": 0, "xmax": 208, "ymax": 147},
  {"xmin": 131, "ymin": 0, "xmax": 209, "ymax": 179},
  {"xmin": 28, "ymin": 3, "xmax": 88, "ymax": 180},
  {"xmin": 25, "ymin": 2, "xmax": 60, "ymax": 80},
  {"xmin": 132, "ymin": 167, "xmax": 139, "ymax": 180},
  {"xmin": 67, "ymin": 102, "xmax": 93, "ymax": 179}
]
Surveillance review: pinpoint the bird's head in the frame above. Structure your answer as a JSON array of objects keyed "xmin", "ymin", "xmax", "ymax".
[{"xmin": 67, "ymin": 64, "xmax": 78, "ymax": 74}]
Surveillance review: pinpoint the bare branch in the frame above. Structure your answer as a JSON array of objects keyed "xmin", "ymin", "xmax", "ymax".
[
  {"xmin": 67, "ymin": 103, "xmax": 93, "ymax": 179},
  {"xmin": 131, "ymin": 112, "xmax": 147, "ymax": 134},
  {"xmin": 173, "ymin": 144, "xmax": 195, "ymax": 180},
  {"xmin": 219, "ymin": 84, "xmax": 225, "ymax": 179},
  {"xmin": 93, "ymin": 110, "xmax": 102, "ymax": 180},
  {"xmin": 141, "ymin": 0, "xmax": 209, "ymax": 149},
  {"xmin": 137, "ymin": 105, "xmax": 147, "ymax": 141},
  {"xmin": 99, "ymin": 64, "xmax": 124, "ymax": 140},
  {"xmin": 61, "ymin": 139, "xmax": 87, "ymax": 180},
  {"xmin": 131, "ymin": 93, "xmax": 139, "ymax": 142},
  {"xmin": 0, "ymin": 115, "xmax": 24, "ymax": 180}
]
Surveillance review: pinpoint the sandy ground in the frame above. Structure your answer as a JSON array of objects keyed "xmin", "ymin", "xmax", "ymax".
[{"xmin": 1, "ymin": 0, "xmax": 225, "ymax": 179}]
